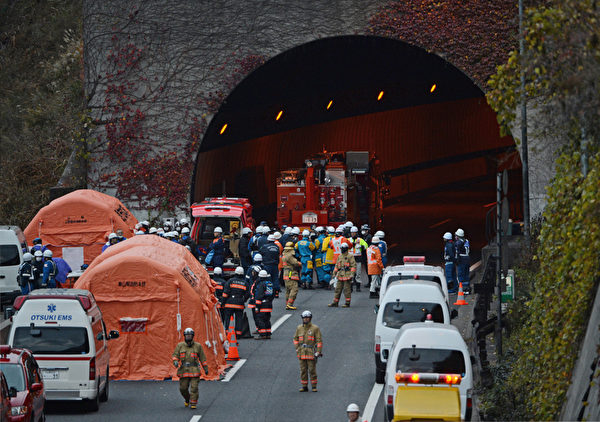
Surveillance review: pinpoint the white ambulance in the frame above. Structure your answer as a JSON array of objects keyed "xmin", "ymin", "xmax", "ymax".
[{"xmin": 6, "ymin": 289, "xmax": 119, "ymax": 411}]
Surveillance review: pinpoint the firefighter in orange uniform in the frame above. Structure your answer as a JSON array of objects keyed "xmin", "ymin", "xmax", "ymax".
[
  {"xmin": 329, "ymin": 243, "xmax": 356, "ymax": 307},
  {"xmin": 172, "ymin": 328, "xmax": 209, "ymax": 409},
  {"xmin": 293, "ymin": 310, "xmax": 323, "ymax": 392}
]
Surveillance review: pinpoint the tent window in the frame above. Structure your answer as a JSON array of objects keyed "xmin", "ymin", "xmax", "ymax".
[{"xmin": 119, "ymin": 317, "xmax": 148, "ymax": 333}]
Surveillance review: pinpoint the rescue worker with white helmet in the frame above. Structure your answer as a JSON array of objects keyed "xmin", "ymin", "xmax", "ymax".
[
  {"xmin": 454, "ymin": 228, "xmax": 471, "ymax": 294},
  {"xmin": 258, "ymin": 234, "xmax": 281, "ymax": 297},
  {"xmin": 207, "ymin": 226, "xmax": 225, "ymax": 268},
  {"xmin": 329, "ymin": 243, "xmax": 356, "ymax": 307},
  {"xmin": 32, "ymin": 250, "xmax": 44, "ymax": 287},
  {"xmin": 367, "ymin": 237, "xmax": 384, "ymax": 298},
  {"xmin": 346, "ymin": 403, "xmax": 361, "ymax": 422},
  {"xmin": 212, "ymin": 267, "xmax": 226, "ymax": 322},
  {"xmin": 282, "ymin": 242, "xmax": 302, "ymax": 310},
  {"xmin": 254, "ymin": 270, "xmax": 274, "ymax": 339},
  {"xmin": 374, "ymin": 230, "xmax": 388, "ymax": 266},
  {"xmin": 359, "ymin": 224, "xmax": 373, "ymax": 288},
  {"xmin": 443, "ymin": 232, "xmax": 458, "ymax": 293},
  {"xmin": 348, "ymin": 226, "xmax": 368, "ymax": 293},
  {"xmin": 102, "ymin": 232, "xmax": 119, "ymax": 253},
  {"xmin": 293, "ymin": 310, "xmax": 323, "ymax": 392},
  {"xmin": 41, "ymin": 249, "xmax": 58, "ymax": 288},
  {"xmin": 296, "ymin": 229, "xmax": 315, "ymax": 289},
  {"xmin": 239, "ymin": 227, "xmax": 253, "ymax": 270},
  {"xmin": 313, "ymin": 226, "xmax": 328, "ymax": 288},
  {"xmin": 179, "ymin": 227, "xmax": 199, "ymax": 259},
  {"xmin": 18, "ymin": 252, "xmax": 37, "ymax": 294},
  {"xmin": 221, "ymin": 267, "xmax": 250, "ymax": 338},
  {"xmin": 172, "ymin": 327, "xmax": 209, "ymax": 409}
]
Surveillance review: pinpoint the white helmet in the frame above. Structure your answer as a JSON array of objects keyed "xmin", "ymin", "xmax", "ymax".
[
  {"xmin": 267, "ymin": 234, "xmax": 275, "ymax": 241},
  {"xmin": 346, "ymin": 403, "xmax": 360, "ymax": 413},
  {"xmin": 284, "ymin": 226, "xmax": 292, "ymax": 234},
  {"xmin": 214, "ymin": 227, "xmax": 223, "ymax": 234},
  {"xmin": 34, "ymin": 250, "xmax": 43, "ymax": 258},
  {"xmin": 375, "ymin": 230, "xmax": 385, "ymax": 238},
  {"xmin": 315, "ymin": 226, "xmax": 324, "ymax": 233},
  {"xmin": 135, "ymin": 230, "xmax": 145, "ymax": 235},
  {"xmin": 181, "ymin": 227, "xmax": 190, "ymax": 234},
  {"xmin": 455, "ymin": 228, "xmax": 465, "ymax": 237},
  {"xmin": 273, "ymin": 231, "xmax": 281, "ymax": 239},
  {"xmin": 23, "ymin": 252, "xmax": 33, "ymax": 262},
  {"xmin": 327, "ymin": 226, "xmax": 335, "ymax": 234},
  {"xmin": 183, "ymin": 327, "xmax": 194, "ymax": 336},
  {"xmin": 335, "ymin": 226, "xmax": 344, "ymax": 233},
  {"xmin": 301, "ymin": 310, "xmax": 312, "ymax": 318},
  {"xmin": 180, "ymin": 218, "xmax": 188, "ymax": 225},
  {"xmin": 371, "ymin": 236, "xmax": 380, "ymax": 244},
  {"xmin": 43, "ymin": 249, "xmax": 53, "ymax": 258},
  {"xmin": 345, "ymin": 221, "xmax": 353, "ymax": 228},
  {"xmin": 235, "ymin": 266, "xmax": 244, "ymax": 275},
  {"xmin": 263, "ymin": 226, "xmax": 270, "ymax": 233},
  {"xmin": 157, "ymin": 228, "xmax": 165, "ymax": 234},
  {"xmin": 149, "ymin": 227, "xmax": 158, "ymax": 234},
  {"xmin": 443, "ymin": 232, "xmax": 453, "ymax": 240},
  {"xmin": 258, "ymin": 270, "xmax": 269, "ymax": 278},
  {"xmin": 242, "ymin": 227, "xmax": 252, "ymax": 235},
  {"xmin": 253, "ymin": 253, "xmax": 263, "ymax": 262},
  {"xmin": 302, "ymin": 229, "xmax": 310, "ymax": 236},
  {"xmin": 108, "ymin": 232, "xmax": 117, "ymax": 240},
  {"xmin": 213, "ymin": 267, "xmax": 223, "ymax": 275},
  {"xmin": 350, "ymin": 226, "xmax": 358, "ymax": 233},
  {"xmin": 291, "ymin": 227, "xmax": 300, "ymax": 235},
  {"xmin": 142, "ymin": 220, "xmax": 149, "ymax": 226}
]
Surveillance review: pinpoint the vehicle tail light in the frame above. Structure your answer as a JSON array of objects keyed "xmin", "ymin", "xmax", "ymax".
[
  {"xmin": 78, "ymin": 295, "xmax": 92, "ymax": 310},
  {"xmin": 375, "ymin": 336, "xmax": 381, "ymax": 353},
  {"xmin": 467, "ymin": 397, "xmax": 473, "ymax": 408},
  {"xmin": 13, "ymin": 295, "xmax": 26, "ymax": 310},
  {"xmin": 387, "ymin": 394, "xmax": 393, "ymax": 405},
  {"xmin": 89, "ymin": 357, "xmax": 96, "ymax": 380}
]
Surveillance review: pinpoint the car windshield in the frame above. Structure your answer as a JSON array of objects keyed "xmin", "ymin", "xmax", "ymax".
[
  {"xmin": 13, "ymin": 327, "xmax": 89, "ymax": 354},
  {"xmin": 396, "ymin": 348, "xmax": 466, "ymax": 376},
  {"xmin": 198, "ymin": 217, "xmax": 240, "ymax": 240},
  {"xmin": 388, "ymin": 274, "xmax": 442, "ymax": 287},
  {"xmin": 382, "ymin": 302, "xmax": 444, "ymax": 329},
  {"xmin": 0, "ymin": 363, "xmax": 26, "ymax": 391},
  {"xmin": 0, "ymin": 244, "xmax": 19, "ymax": 266}
]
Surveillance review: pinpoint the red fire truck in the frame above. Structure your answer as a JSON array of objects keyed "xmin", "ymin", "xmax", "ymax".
[{"xmin": 276, "ymin": 151, "xmax": 377, "ymax": 228}]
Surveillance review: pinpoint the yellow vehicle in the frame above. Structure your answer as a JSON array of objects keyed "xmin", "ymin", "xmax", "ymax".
[{"xmin": 394, "ymin": 385, "xmax": 461, "ymax": 421}]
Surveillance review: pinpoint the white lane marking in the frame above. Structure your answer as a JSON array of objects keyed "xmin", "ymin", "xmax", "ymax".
[
  {"xmin": 221, "ymin": 358, "xmax": 247, "ymax": 382},
  {"xmin": 271, "ymin": 313, "xmax": 291, "ymax": 333},
  {"xmin": 362, "ymin": 383, "xmax": 384, "ymax": 422},
  {"xmin": 189, "ymin": 415, "xmax": 202, "ymax": 422}
]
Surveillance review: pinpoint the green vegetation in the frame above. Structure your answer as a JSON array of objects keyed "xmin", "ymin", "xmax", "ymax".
[{"xmin": 0, "ymin": 0, "xmax": 84, "ymax": 228}]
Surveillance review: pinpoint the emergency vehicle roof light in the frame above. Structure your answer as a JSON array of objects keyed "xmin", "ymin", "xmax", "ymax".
[
  {"xmin": 219, "ymin": 123, "xmax": 227, "ymax": 135},
  {"xmin": 430, "ymin": 84, "xmax": 437, "ymax": 93},
  {"xmin": 78, "ymin": 295, "xmax": 92, "ymax": 311},
  {"xmin": 395, "ymin": 372, "xmax": 462, "ymax": 385},
  {"xmin": 377, "ymin": 90, "xmax": 384, "ymax": 101},
  {"xmin": 276, "ymin": 110, "xmax": 283, "ymax": 121},
  {"xmin": 12, "ymin": 295, "xmax": 26, "ymax": 310},
  {"xmin": 403, "ymin": 256, "xmax": 426, "ymax": 264}
]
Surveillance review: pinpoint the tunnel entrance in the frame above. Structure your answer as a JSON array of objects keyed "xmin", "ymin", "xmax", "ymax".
[{"xmin": 192, "ymin": 35, "xmax": 522, "ymax": 263}]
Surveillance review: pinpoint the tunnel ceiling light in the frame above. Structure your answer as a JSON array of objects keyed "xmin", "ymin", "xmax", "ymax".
[
  {"xmin": 326, "ymin": 100, "xmax": 333, "ymax": 110},
  {"xmin": 219, "ymin": 123, "xmax": 227, "ymax": 135},
  {"xmin": 276, "ymin": 110, "xmax": 283, "ymax": 121},
  {"xmin": 377, "ymin": 90, "xmax": 384, "ymax": 101},
  {"xmin": 430, "ymin": 84, "xmax": 437, "ymax": 93}
]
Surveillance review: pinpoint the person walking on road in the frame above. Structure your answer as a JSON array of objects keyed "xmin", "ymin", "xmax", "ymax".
[
  {"xmin": 18, "ymin": 253, "xmax": 37, "ymax": 294},
  {"xmin": 293, "ymin": 310, "xmax": 323, "ymax": 392},
  {"xmin": 254, "ymin": 270, "xmax": 274, "ymax": 339},
  {"xmin": 454, "ymin": 228, "xmax": 471, "ymax": 294},
  {"xmin": 367, "ymin": 237, "xmax": 384, "ymax": 298},
  {"xmin": 221, "ymin": 266, "xmax": 249, "ymax": 338},
  {"xmin": 172, "ymin": 328, "xmax": 209, "ymax": 410},
  {"xmin": 282, "ymin": 242, "xmax": 301, "ymax": 310},
  {"xmin": 443, "ymin": 232, "xmax": 458, "ymax": 293},
  {"xmin": 329, "ymin": 243, "xmax": 356, "ymax": 307},
  {"xmin": 259, "ymin": 234, "xmax": 281, "ymax": 297}
]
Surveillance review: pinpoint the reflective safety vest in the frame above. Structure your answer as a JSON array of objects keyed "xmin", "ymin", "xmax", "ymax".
[
  {"xmin": 330, "ymin": 236, "xmax": 351, "ymax": 264},
  {"xmin": 367, "ymin": 245, "xmax": 384, "ymax": 275}
]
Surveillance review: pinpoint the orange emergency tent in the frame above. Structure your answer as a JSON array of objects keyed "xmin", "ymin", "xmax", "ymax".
[
  {"xmin": 24, "ymin": 189, "xmax": 138, "ymax": 265},
  {"xmin": 74, "ymin": 234, "xmax": 227, "ymax": 380}
]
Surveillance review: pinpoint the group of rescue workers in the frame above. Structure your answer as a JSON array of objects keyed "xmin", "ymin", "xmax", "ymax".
[{"xmin": 17, "ymin": 237, "xmax": 73, "ymax": 294}]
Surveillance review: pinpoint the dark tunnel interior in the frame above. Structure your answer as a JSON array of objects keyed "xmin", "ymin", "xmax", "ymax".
[{"xmin": 192, "ymin": 36, "xmax": 523, "ymax": 263}]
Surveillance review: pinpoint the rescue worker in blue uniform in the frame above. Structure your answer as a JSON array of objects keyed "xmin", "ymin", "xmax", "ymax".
[
  {"xmin": 245, "ymin": 264, "xmax": 262, "ymax": 335},
  {"xmin": 296, "ymin": 230, "xmax": 315, "ymax": 290},
  {"xmin": 212, "ymin": 267, "xmax": 226, "ymax": 322},
  {"xmin": 248, "ymin": 226, "xmax": 262, "ymax": 260},
  {"xmin": 258, "ymin": 235, "xmax": 281, "ymax": 296},
  {"xmin": 41, "ymin": 250, "xmax": 58, "ymax": 288},
  {"xmin": 239, "ymin": 227, "xmax": 252, "ymax": 271},
  {"xmin": 208, "ymin": 227, "xmax": 225, "ymax": 268},
  {"xmin": 179, "ymin": 227, "xmax": 199, "ymax": 259},
  {"xmin": 454, "ymin": 228, "xmax": 471, "ymax": 294},
  {"xmin": 30, "ymin": 238, "xmax": 47, "ymax": 254},
  {"xmin": 254, "ymin": 270, "xmax": 274, "ymax": 339},
  {"xmin": 375, "ymin": 230, "xmax": 388, "ymax": 267},
  {"xmin": 221, "ymin": 267, "xmax": 249, "ymax": 338},
  {"xmin": 320, "ymin": 226, "xmax": 335, "ymax": 287},
  {"xmin": 18, "ymin": 253, "xmax": 38, "ymax": 294},
  {"xmin": 443, "ymin": 232, "xmax": 458, "ymax": 293},
  {"xmin": 313, "ymin": 227, "xmax": 327, "ymax": 288},
  {"xmin": 32, "ymin": 251, "xmax": 44, "ymax": 288},
  {"xmin": 256, "ymin": 226, "xmax": 270, "ymax": 250}
]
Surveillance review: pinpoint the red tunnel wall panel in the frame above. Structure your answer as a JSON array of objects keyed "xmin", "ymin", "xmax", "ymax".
[{"xmin": 194, "ymin": 97, "xmax": 514, "ymax": 211}]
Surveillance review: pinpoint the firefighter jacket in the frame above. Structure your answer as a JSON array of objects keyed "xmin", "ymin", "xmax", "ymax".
[
  {"xmin": 367, "ymin": 245, "xmax": 384, "ymax": 275},
  {"xmin": 254, "ymin": 278, "xmax": 273, "ymax": 312},
  {"xmin": 282, "ymin": 246, "xmax": 301, "ymax": 281},
  {"xmin": 293, "ymin": 322, "xmax": 323, "ymax": 360},
  {"xmin": 349, "ymin": 236, "xmax": 368, "ymax": 258},
  {"xmin": 172, "ymin": 341, "xmax": 208, "ymax": 377},
  {"xmin": 258, "ymin": 241, "xmax": 280, "ymax": 266},
  {"xmin": 321, "ymin": 235, "xmax": 335, "ymax": 264},
  {"xmin": 295, "ymin": 239, "xmax": 315, "ymax": 258},
  {"xmin": 222, "ymin": 276, "xmax": 249, "ymax": 309},
  {"xmin": 444, "ymin": 241, "xmax": 456, "ymax": 263},
  {"xmin": 239, "ymin": 235, "xmax": 251, "ymax": 262},
  {"xmin": 329, "ymin": 235, "xmax": 352, "ymax": 264},
  {"xmin": 455, "ymin": 237, "xmax": 470, "ymax": 263},
  {"xmin": 208, "ymin": 237, "xmax": 225, "ymax": 267},
  {"xmin": 212, "ymin": 275, "xmax": 226, "ymax": 308},
  {"xmin": 333, "ymin": 252, "xmax": 356, "ymax": 281}
]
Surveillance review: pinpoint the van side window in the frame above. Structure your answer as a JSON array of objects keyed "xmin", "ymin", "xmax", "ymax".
[
  {"xmin": 0, "ymin": 244, "xmax": 19, "ymax": 266},
  {"xmin": 93, "ymin": 320, "xmax": 104, "ymax": 351}
]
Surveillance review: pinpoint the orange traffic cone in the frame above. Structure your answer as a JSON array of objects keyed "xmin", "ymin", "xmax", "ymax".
[
  {"xmin": 453, "ymin": 282, "xmax": 469, "ymax": 305},
  {"xmin": 226, "ymin": 326, "xmax": 240, "ymax": 361}
]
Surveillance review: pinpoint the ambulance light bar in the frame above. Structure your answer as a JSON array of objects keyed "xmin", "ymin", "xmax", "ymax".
[
  {"xmin": 395, "ymin": 372, "xmax": 462, "ymax": 385},
  {"xmin": 403, "ymin": 256, "xmax": 426, "ymax": 264}
]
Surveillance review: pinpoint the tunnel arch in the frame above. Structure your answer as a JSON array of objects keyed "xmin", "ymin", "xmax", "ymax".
[{"xmin": 192, "ymin": 35, "xmax": 522, "ymax": 261}]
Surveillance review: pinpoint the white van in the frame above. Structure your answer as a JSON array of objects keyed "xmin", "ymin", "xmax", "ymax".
[
  {"xmin": 374, "ymin": 281, "xmax": 457, "ymax": 383},
  {"xmin": 383, "ymin": 322, "xmax": 473, "ymax": 421},
  {"xmin": 0, "ymin": 228, "xmax": 25, "ymax": 307},
  {"xmin": 6, "ymin": 289, "xmax": 119, "ymax": 411},
  {"xmin": 379, "ymin": 256, "xmax": 449, "ymax": 306}
]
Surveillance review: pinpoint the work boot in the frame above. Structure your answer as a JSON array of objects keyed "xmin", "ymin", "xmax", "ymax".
[
  {"xmin": 254, "ymin": 335, "xmax": 268, "ymax": 340},
  {"xmin": 301, "ymin": 283, "xmax": 307, "ymax": 289},
  {"xmin": 184, "ymin": 402, "xmax": 189, "ymax": 408},
  {"xmin": 299, "ymin": 386, "xmax": 308, "ymax": 392},
  {"xmin": 286, "ymin": 304, "xmax": 297, "ymax": 310},
  {"xmin": 369, "ymin": 292, "xmax": 378, "ymax": 299},
  {"xmin": 342, "ymin": 303, "xmax": 350, "ymax": 308},
  {"xmin": 356, "ymin": 284, "xmax": 361, "ymax": 292},
  {"xmin": 307, "ymin": 284, "xmax": 314, "ymax": 290},
  {"xmin": 311, "ymin": 385, "xmax": 318, "ymax": 392},
  {"xmin": 190, "ymin": 404, "xmax": 197, "ymax": 410},
  {"xmin": 328, "ymin": 302, "xmax": 338, "ymax": 307}
]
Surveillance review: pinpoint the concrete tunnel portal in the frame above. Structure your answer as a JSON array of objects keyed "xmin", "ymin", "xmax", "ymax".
[{"xmin": 192, "ymin": 35, "xmax": 523, "ymax": 263}]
